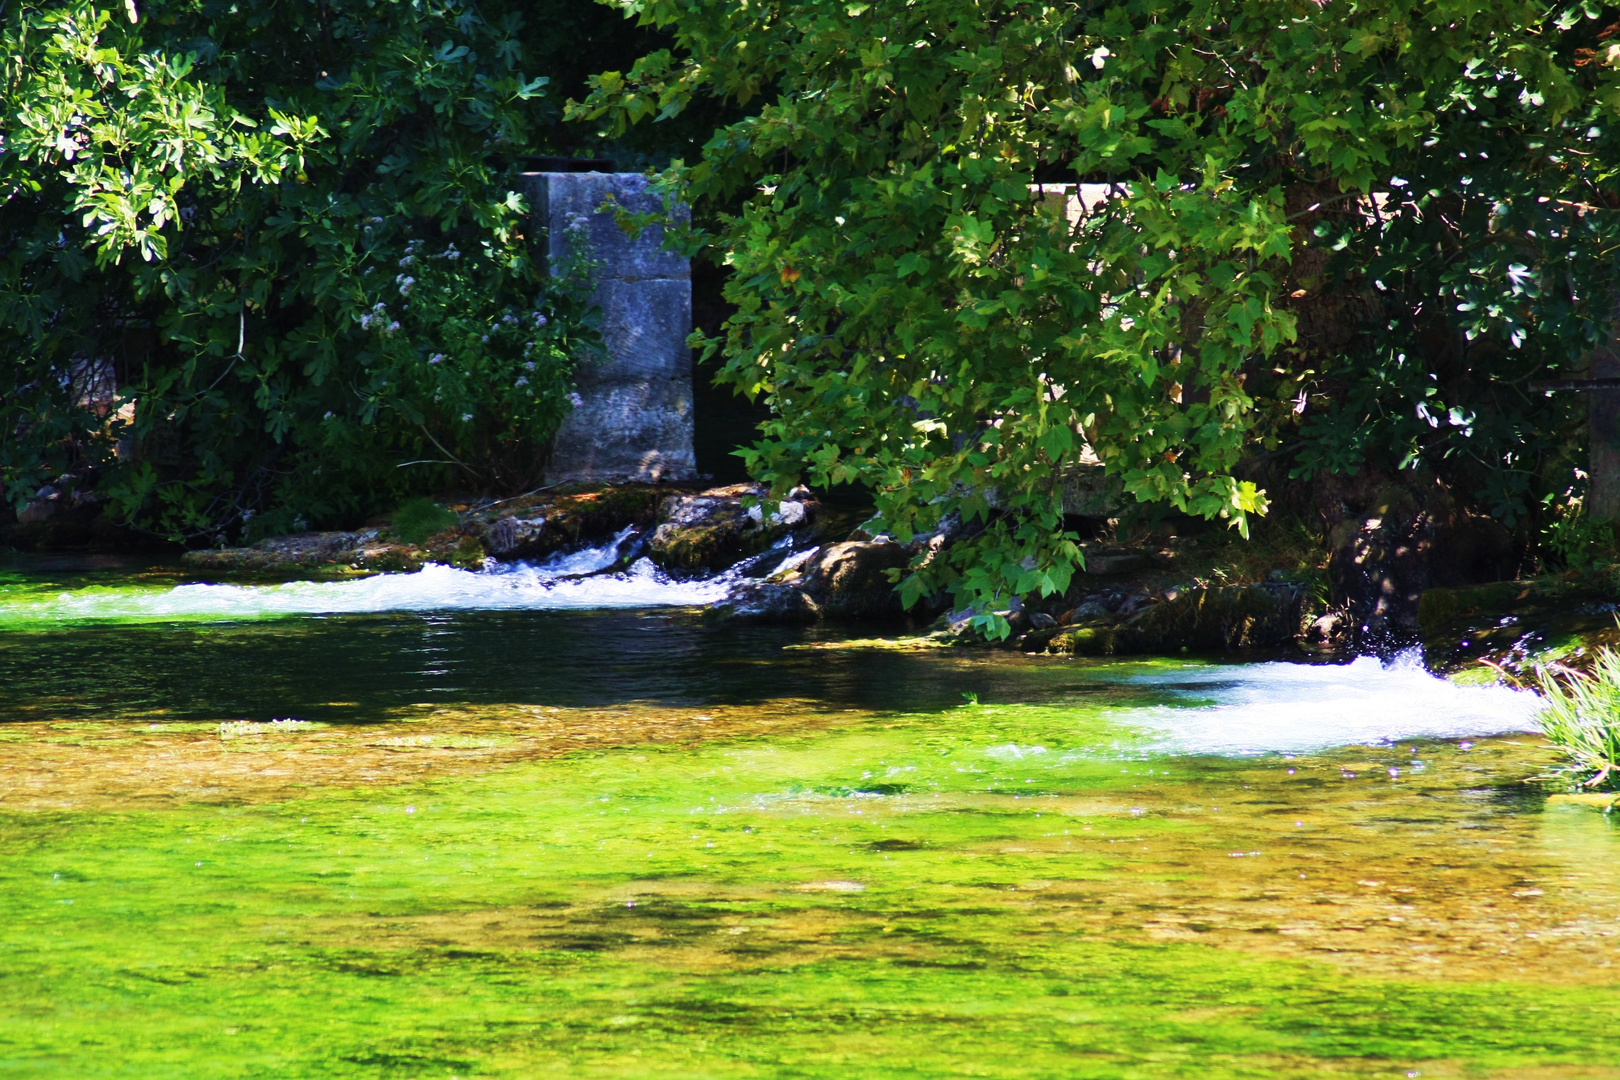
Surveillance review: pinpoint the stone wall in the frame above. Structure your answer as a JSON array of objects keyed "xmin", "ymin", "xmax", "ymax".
[{"xmin": 522, "ymin": 171, "xmax": 696, "ymax": 484}]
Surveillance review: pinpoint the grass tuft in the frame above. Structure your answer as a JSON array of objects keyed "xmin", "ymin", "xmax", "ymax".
[
  {"xmin": 1534, "ymin": 648, "xmax": 1620, "ymax": 791},
  {"xmin": 392, "ymin": 497, "xmax": 460, "ymax": 545}
]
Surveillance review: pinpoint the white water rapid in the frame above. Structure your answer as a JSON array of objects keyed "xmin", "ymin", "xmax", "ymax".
[
  {"xmin": 6, "ymin": 531, "xmax": 788, "ymax": 623},
  {"xmin": 1118, "ymin": 649, "xmax": 1543, "ymax": 755}
]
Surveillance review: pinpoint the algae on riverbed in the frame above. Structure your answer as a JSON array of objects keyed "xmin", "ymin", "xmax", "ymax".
[
  {"xmin": 3, "ymin": 678, "xmax": 1619, "ymax": 1078},
  {"xmin": 0, "ymin": 561, "xmax": 1615, "ymax": 1078}
]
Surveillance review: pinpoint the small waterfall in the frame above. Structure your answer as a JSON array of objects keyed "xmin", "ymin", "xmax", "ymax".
[{"xmin": 0, "ymin": 531, "xmax": 804, "ymax": 624}]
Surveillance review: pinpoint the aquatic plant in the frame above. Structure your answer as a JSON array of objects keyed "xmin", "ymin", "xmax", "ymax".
[
  {"xmin": 1534, "ymin": 650, "xmax": 1620, "ymax": 791},
  {"xmin": 218, "ymin": 718, "xmax": 314, "ymax": 740}
]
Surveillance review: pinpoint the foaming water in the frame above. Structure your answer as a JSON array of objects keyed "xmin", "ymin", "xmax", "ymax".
[
  {"xmin": 1118, "ymin": 650, "xmax": 1543, "ymax": 755},
  {"xmin": 0, "ymin": 534, "xmax": 752, "ymax": 623}
]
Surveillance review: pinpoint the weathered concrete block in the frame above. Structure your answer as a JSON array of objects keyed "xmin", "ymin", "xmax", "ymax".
[
  {"xmin": 522, "ymin": 170, "xmax": 695, "ymax": 484},
  {"xmin": 585, "ymin": 277, "xmax": 693, "ymax": 386}
]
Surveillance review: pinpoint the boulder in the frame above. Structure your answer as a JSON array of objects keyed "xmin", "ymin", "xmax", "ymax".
[
  {"xmin": 17, "ymin": 486, "xmax": 60, "ymax": 524},
  {"xmin": 181, "ymin": 529, "xmax": 486, "ymax": 578},
  {"xmin": 1416, "ymin": 570, "xmax": 1620, "ymax": 674},
  {"xmin": 1044, "ymin": 583, "xmax": 1306, "ymax": 656},
  {"xmin": 1059, "ymin": 461, "xmax": 1119, "ymax": 519},
  {"xmin": 1084, "ymin": 549, "xmax": 1146, "ymax": 576},
  {"xmin": 711, "ymin": 540, "xmax": 923, "ymax": 624},
  {"xmin": 482, "ymin": 514, "xmax": 547, "ymax": 558},
  {"xmin": 1317, "ymin": 472, "xmax": 1518, "ymax": 644},
  {"xmin": 471, "ymin": 485, "xmax": 667, "ymax": 561},
  {"xmin": 649, "ymin": 483, "xmax": 816, "ymax": 572}
]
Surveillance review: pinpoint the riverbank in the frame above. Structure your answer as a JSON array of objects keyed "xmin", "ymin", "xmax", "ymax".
[{"xmin": 12, "ymin": 479, "xmax": 1620, "ymax": 678}]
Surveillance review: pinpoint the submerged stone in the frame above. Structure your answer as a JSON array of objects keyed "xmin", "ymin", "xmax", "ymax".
[{"xmin": 1546, "ymin": 792, "xmax": 1618, "ymax": 812}]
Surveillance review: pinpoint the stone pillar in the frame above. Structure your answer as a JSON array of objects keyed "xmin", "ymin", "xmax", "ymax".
[{"xmin": 522, "ymin": 171, "xmax": 696, "ymax": 484}]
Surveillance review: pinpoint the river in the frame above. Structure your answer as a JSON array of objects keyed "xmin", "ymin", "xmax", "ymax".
[{"xmin": 0, "ymin": 551, "xmax": 1616, "ymax": 1078}]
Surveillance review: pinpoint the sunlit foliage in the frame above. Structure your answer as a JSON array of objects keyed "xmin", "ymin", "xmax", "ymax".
[
  {"xmin": 579, "ymin": 0, "xmax": 1620, "ymax": 627},
  {"xmin": 0, "ymin": 0, "xmax": 601, "ymax": 541}
]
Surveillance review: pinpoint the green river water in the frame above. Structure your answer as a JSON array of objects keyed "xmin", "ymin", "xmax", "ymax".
[{"xmin": 0, "ymin": 556, "xmax": 1617, "ymax": 1078}]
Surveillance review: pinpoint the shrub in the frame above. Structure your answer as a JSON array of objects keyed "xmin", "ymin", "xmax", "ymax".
[{"xmin": 0, "ymin": 0, "xmax": 606, "ymax": 544}]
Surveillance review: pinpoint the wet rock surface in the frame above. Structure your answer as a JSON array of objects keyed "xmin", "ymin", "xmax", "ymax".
[
  {"xmin": 712, "ymin": 540, "xmax": 921, "ymax": 624},
  {"xmin": 648, "ymin": 483, "xmax": 818, "ymax": 573},
  {"xmin": 466, "ymin": 485, "xmax": 669, "ymax": 562},
  {"xmin": 159, "ymin": 471, "xmax": 1590, "ymax": 665},
  {"xmin": 1417, "ymin": 569, "xmax": 1620, "ymax": 675},
  {"xmin": 181, "ymin": 528, "xmax": 488, "ymax": 578},
  {"xmin": 1029, "ymin": 583, "xmax": 1308, "ymax": 656},
  {"xmin": 181, "ymin": 484, "xmax": 679, "ymax": 579},
  {"xmin": 1317, "ymin": 472, "xmax": 1519, "ymax": 645}
]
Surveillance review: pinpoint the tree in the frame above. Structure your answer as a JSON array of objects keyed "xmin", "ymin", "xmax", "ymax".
[
  {"xmin": 0, "ymin": 0, "xmax": 604, "ymax": 542},
  {"xmin": 578, "ymin": 0, "xmax": 1620, "ymax": 632}
]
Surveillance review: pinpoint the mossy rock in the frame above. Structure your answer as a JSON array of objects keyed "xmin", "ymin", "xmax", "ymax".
[
  {"xmin": 648, "ymin": 485, "xmax": 815, "ymax": 573},
  {"xmin": 477, "ymin": 485, "xmax": 672, "ymax": 561},
  {"xmin": 1416, "ymin": 579, "xmax": 1584, "ymax": 633},
  {"xmin": 1046, "ymin": 584, "xmax": 1301, "ymax": 656},
  {"xmin": 444, "ymin": 534, "xmax": 488, "ymax": 570},
  {"xmin": 352, "ymin": 548, "xmax": 427, "ymax": 574},
  {"xmin": 1051, "ymin": 625, "xmax": 1122, "ymax": 656},
  {"xmin": 709, "ymin": 541, "xmax": 916, "ymax": 624},
  {"xmin": 652, "ymin": 519, "xmax": 782, "ymax": 572},
  {"xmin": 1446, "ymin": 664, "xmax": 1505, "ymax": 687},
  {"xmin": 1418, "ymin": 567, "xmax": 1620, "ymax": 674}
]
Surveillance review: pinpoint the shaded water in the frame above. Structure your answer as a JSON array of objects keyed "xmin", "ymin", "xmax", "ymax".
[{"xmin": 0, "ymin": 555, "xmax": 1616, "ymax": 1078}]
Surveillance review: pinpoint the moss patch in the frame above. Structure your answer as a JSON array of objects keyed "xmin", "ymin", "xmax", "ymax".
[{"xmin": 390, "ymin": 498, "xmax": 461, "ymax": 546}]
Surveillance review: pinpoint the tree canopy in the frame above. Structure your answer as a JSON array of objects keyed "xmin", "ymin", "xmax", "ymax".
[
  {"xmin": 579, "ymin": 0, "xmax": 1620, "ymax": 631},
  {"xmin": 0, "ymin": 0, "xmax": 630, "ymax": 541}
]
